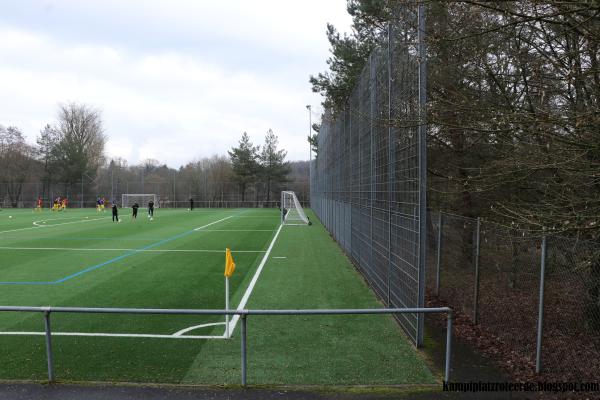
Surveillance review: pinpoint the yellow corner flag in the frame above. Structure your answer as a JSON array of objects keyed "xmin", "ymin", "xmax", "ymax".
[{"xmin": 224, "ymin": 248, "xmax": 236, "ymax": 278}]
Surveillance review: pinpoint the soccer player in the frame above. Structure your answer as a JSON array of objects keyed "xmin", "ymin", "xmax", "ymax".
[
  {"xmin": 189, "ymin": 197, "xmax": 194, "ymax": 211},
  {"xmin": 132, "ymin": 202, "xmax": 139, "ymax": 220},
  {"xmin": 61, "ymin": 198, "xmax": 68, "ymax": 211},
  {"xmin": 52, "ymin": 197, "xmax": 60, "ymax": 212},
  {"xmin": 96, "ymin": 197, "xmax": 102, "ymax": 212},
  {"xmin": 111, "ymin": 201, "xmax": 119, "ymax": 222},
  {"xmin": 35, "ymin": 197, "xmax": 43, "ymax": 212},
  {"xmin": 148, "ymin": 199, "xmax": 154, "ymax": 219}
]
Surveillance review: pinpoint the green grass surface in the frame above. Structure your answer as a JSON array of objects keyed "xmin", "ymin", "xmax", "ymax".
[{"xmin": 0, "ymin": 207, "xmax": 435, "ymax": 385}]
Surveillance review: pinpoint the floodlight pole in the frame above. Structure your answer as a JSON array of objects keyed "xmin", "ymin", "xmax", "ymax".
[{"xmin": 306, "ymin": 105, "xmax": 312, "ymax": 162}]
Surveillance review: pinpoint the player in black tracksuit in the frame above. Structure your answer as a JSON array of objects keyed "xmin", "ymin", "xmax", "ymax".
[
  {"xmin": 132, "ymin": 202, "xmax": 139, "ymax": 220},
  {"xmin": 148, "ymin": 200, "xmax": 154, "ymax": 218},
  {"xmin": 189, "ymin": 197, "xmax": 194, "ymax": 211},
  {"xmin": 111, "ymin": 201, "xmax": 119, "ymax": 222}
]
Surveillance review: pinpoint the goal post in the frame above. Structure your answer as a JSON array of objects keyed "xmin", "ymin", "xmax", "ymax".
[
  {"xmin": 281, "ymin": 191, "xmax": 310, "ymax": 225},
  {"xmin": 121, "ymin": 194, "xmax": 158, "ymax": 208}
]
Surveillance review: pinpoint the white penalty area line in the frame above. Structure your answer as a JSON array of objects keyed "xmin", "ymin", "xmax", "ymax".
[
  {"xmin": 0, "ymin": 247, "xmax": 266, "ymax": 253},
  {"xmin": 227, "ymin": 223, "xmax": 284, "ymax": 336}
]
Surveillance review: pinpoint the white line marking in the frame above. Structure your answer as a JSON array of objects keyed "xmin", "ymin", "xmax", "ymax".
[
  {"xmin": 32, "ymin": 216, "xmax": 107, "ymax": 227},
  {"xmin": 193, "ymin": 215, "xmax": 235, "ymax": 231},
  {"xmin": 228, "ymin": 223, "xmax": 284, "ymax": 335},
  {"xmin": 0, "ymin": 212, "xmax": 254, "ymax": 340},
  {"xmin": 0, "ymin": 216, "xmax": 107, "ymax": 235},
  {"xmin": 232, "ymin": 216, "xmax": 281, "ymax": 219},
  {"xmin": 0, "ymin": 247, "xmax": 266, "ymax": 253},
  {"xmin": 200, "ymin": 229, "xmax": 275, "ymax": 232},
  {"xmin": 272, "ymin": 256, "xmax": 287, "ymax": 259},
  {"xmin": 0, "ymin": 331, "xmax": 223, "ymax": 339},
  {"xmin": 32, "ymin": 216, "xmax": 87, "ymax": 224},
  {"xmin": 173, "ymin": 322, "xmax": 226, "ymax": 336}
]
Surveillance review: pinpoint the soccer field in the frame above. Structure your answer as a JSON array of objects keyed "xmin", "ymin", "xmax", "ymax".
[{"xmin": 0, "ymin": 207, "xmax": 435, "ymax": 385}]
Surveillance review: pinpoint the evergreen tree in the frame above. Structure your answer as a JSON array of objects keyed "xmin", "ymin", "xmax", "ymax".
[
  {"xmin": 259, "ymin": 129, "xmax": 290, "ymax": 203},
  {"xmin": 228, "ymin": 132, "xmax": 259, "ymax": 202}
]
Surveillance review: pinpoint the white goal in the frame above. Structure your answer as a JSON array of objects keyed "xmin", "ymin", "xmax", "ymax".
[
  {"xmin": 281, "ymin": 191, "xmax": 310, "ymax": 225},
  {"xmin": 122, "ymin": 194, "xmax": 159, "ymax": 208}
]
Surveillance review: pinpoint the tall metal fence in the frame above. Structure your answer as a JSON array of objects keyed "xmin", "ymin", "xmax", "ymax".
[
  {"xmin": 310, "ymin": 3, "xmax": 427, "ymax": 346},
  {"xmin": 427, "ymin": 210, "xmax": 600, "ymax": 380}
]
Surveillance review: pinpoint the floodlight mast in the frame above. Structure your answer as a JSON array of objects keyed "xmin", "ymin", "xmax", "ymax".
[{"xmin": 306, "ymin": 104, "xmax": 312, "ymax": 162}]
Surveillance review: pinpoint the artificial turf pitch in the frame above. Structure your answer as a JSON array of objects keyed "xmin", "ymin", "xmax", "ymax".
[{"xmin": 0, "ymin": 207, "xmax": 435, "ymax": 385}]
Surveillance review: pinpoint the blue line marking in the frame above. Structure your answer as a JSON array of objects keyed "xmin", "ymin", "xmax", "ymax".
[{"xmin": 0, "ymin": 220, "xmax": 226, "ymax": 285}]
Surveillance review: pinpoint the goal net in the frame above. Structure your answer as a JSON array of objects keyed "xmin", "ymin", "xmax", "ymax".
[
  {"xmin": 281, "ymin": 191, "xmax": 309, "ymax": 225},
  {"xmin": 122, "ymin": 194, "xmax": 158, "ymax": 208}
]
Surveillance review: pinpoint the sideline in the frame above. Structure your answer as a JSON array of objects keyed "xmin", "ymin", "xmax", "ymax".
[{"xmin": 227, "ymin": 223, "xmax": 284, "ymax": 336}]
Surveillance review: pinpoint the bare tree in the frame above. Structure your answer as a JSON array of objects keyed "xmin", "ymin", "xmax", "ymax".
[
  {"xmin": 0, "ymin": 126, "xmax": 37, "ymax": 207},
  {"xmin": 53, "ymin": 103, "xmax": 106, "ymax": 197}
]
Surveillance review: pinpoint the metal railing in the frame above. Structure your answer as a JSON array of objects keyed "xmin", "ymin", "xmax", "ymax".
[{"xmin": 0, "ymin": 306, "xmax": 453, "ymax": 384}]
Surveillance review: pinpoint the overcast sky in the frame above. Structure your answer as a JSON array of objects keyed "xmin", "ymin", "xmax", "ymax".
[{"xmin": 0, "ymin": 0, "xmax": 351, "ymax": 168}]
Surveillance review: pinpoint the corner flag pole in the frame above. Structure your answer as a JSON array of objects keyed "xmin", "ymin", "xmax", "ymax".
[
  {"xmin": 224, "ymin": 248, "xmax": 235, "ymax": 339},
  {"xmin": 225, "ymin": 275, "xmax": 230, "ymax": 339}
]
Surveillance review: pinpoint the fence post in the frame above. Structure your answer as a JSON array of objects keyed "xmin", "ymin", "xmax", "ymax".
[
  {"xmin": 445, "ymin": 310, "xmax": 453, "ymax": 382},
  {"xmin": 241, "ymin": 314, "xmax": 247, "ymax": 385},
  {"xmin": 387, "ymin": 21, "xmax": 393, "ymax": 308},
  {"xmin": 473, "ymin": 217, "xmax": 481, "ymax": 324},
  {"xmin": 369, "ymin": 52, "xmax": 375, "ymax": 279},
  {"xmin": 436, "ymin": 211, "xmax": 443, "ymax": 296},
  {"xmin": 416, "ymin": 0, "xmax": 428, "ymax": 348},
  {"xmin": 43, "ymin": 310, "xmax": 54, "ymax": 382},
  {"xmin": 536, "ymin": 236, "xmax": 547, "ymax": 373}
]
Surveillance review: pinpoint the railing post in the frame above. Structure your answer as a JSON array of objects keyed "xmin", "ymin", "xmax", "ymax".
[
  {"xmin": 241, "ymin": 314, "xmax": 247, "ymax": 386},
  {"xmin": 536, "ymin": 236, "xmax": 547, "ymax": 373},
  {"xmin": 43, "ymin": 310, "xmax": 54, "ymax": 382},
  {"xmin": 436, "ymin": 211, "xmax": 443, "ymax": 296},
  {"xmin": 445, "ymin": 310, "xmax": 452, "ymax": 382},
  {"xmin": 473, "ymin": 217, "xmax": 481, "ymax": 324}
]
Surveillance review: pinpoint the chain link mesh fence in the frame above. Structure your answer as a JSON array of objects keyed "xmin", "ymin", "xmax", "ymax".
[
  {"xmin": 428, "ymin": 211, "xmax": 600, "ymax": 380},
  {"xmin": 0, "ymin": 181, "xmax": 309, "ymax": 209},
  {"xmin": 543, "ymin": 236, "xmax": 600, "ymax": 381},
  {"xmin": 311, "ymin": 4, "xmax": 427, "ymax": 345}
]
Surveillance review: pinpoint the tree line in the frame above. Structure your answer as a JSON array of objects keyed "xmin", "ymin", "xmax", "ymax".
[
  {"xmin": 311, "ymin": 0, "xmax": 600, "ymax": 239},
  {"xmin": 1, "ymin": 103, "xmax": 105, "ymax": 207},
  {"xmin": 1, "ymin": 105, "xmax": 305, "ymax": 207}
]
